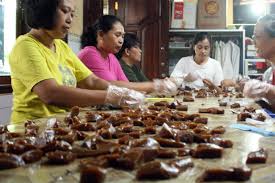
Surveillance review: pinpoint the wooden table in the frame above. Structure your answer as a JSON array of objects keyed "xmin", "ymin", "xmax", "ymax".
[{"xmin": 1, "ymin": 96, "xmax": 275, "ymax": 183}]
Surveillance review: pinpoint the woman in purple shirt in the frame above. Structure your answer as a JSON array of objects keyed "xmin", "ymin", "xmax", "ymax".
[{"xmin": 78, "ymin": 15, "xmax": 178, "ymax": 94}]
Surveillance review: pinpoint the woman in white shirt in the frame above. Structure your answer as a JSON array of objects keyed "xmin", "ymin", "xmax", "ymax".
[{"xmin": 171, "ymin": 32, "xmax": 224, "ymax": 92}]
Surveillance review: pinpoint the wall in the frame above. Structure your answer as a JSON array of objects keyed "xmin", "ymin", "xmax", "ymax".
[
  {"xmin": 68, "ymin": 33, "xmax": 82, "ymax": 54},
  {"xmin": 0, "ymin": 94, "xmax": 12, "ymax": 125}
]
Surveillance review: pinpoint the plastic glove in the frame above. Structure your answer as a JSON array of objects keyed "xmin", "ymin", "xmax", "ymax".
[
  {"xmin": 243, "ymin": 79, "xmax": 273, "ymax": 99},
  {"xmin": 153, "ymin": 78, "xmax": 178, "ymax": 95},
  {"xmin": 169, "ymin": 77, "xmax": 184, "ymax": 88},
  {"xmin": 184, "ymin": 72, "xmax": 200, "ymax": 82},
  {"xmin": 105, "ymin": 85, "xmax": 145, "ymax": 107}
]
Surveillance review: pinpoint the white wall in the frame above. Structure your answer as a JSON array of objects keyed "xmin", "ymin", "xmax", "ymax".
[
  {"xmin": 0, "ymin": 94, "xmax": 12, "ymax": 125},
  {"xmin": 68, "ymin": 33, "xmax": 81, "ymax": 54}
]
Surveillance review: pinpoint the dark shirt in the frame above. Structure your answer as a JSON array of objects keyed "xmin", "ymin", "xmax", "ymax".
[{"xmin": 119, "ymin": 59, "xmax": 149, "ymax": 82}]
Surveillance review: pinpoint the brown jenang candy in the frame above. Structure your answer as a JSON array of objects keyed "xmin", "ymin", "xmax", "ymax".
[
  {"xmin": 80, "ymin": 165, "xmax": 106, "ymax": 183},
  {"xmin": 154, "ymin": 101, "xmax": 169, "ymax": 107},
  {"xmin": 209, "ymin": 137, "xmax": 233, "ymax": 148},
  {"xmin": 98, "ymin": 125, "xmax": 116, "ymax": 139},
  {"xmin": 144, "ymin": 126, "xmax": 156, "ymax": 134},
  {"xmin": 6, "ymin": 141, "xmax": 36, "ymax": 155},
  {"xmin": 199, "ymin": 108, "xmax": 224, "ymax": 114},
  {"xmin": 168, "ymin": 158, "xmax": 194, "ymax": 172},
  {"xmin": 41, "ymin": 140, "xmax": 72, "ymax": 153},
  {"xmin": 46, "ymin": 150, "xmax": 76, "ymax": 164},
  {"xmin": 255, "ymin": 113, "xmax": 266, "ymax": 122},
  {"xmin": 193, "ymin": 125, "xmax": 209, "ymax": 134},
  {"xmin": 178, "ymin": 148, "xmax": 191, "ymax": 156},
  {"xmin": 75, "ymin": 130, "xmax": 88, "ymax": 141},
  {"xmin": 70, "ymin": 106, "xmax": 80, "ymax": 117},
  {"xmin": 176, "ymin": 105, "xmax": 188, "ymax": 111},
  {"xmin": 52, "ymin": 128, "xmax": 70, "ymax": 136},
  {"xmin": 54, "ymin": 131, "xmax": 77, "ymax": 144},
  {"xmin": 230, "ymin": 103, "xmax": 241, "ymax": 108},
  {"xmin": 191, "ymin": 143, "xmax": 223, "ymax": 158},
  {"xmin": 133, "ymin": 120, "xmax": 144, "ymax": 127},
  {"xmin": 219, "ymin": 101, "xmax": 227, "ymax": 107},
  {"xmin": 154, "ymin": 137, "xmax": 185, "ymax": 148},
  {"xmin": 175, "ymin": 130, "xmax": 194, "ymax": 144},
  {"xmin": 237, "ymin": 112, "xmax": 252, "ymax": 121},
  {"xmin": 85, "ymin": 112, "xmax": 103, "ymax": 122},
  {"xmin": 0, "ymin": 125, "xmax": 9, "ymax": 134},
  {"xmin": 127, "ymin": 130, "xmax": 141, "ymax": 139},
  {"xmin": 211, "ymin": 126, "xmax": 226, "ymax": 134},
  {"xmin": 183, "ymin": 96, "xmax": 194, "ymax": 102},
  {"xmin": 0, "ymin": 153, "xmax": 25, "ymax": 170},
  {"xmin": 136, "ymin": 161, "xmax": 179, "ymax": 180},
  {"xmin": 130, "ymin": 137, "xmax": 160, "ymax": 149},
  {"xmin": 208, "ymin": 107, "xmax": 225, "ymax": 114},
  {"xmin": 157, "ymin": 149, "xmax": 177, "ymax": 159},
  {"xmin": 21, "ymin": 149, "xmax": 43, "ymax": 163},
  {"xmin": 243, "ymin": 106, "xmax": 256, "ymax": 113},
  {"xmin": 199, "ymin": 167, "xmax": 252, "ymax": 182},
  {"xmin": 158, "ymin": 123, "xmax": 176, "ymax": 139},
  {"xmin": 193, "ymin": 117, "xmax": 208, "ymax": 124},
  {"xmin": 198, "ymin": 108, "xmax": 209, "ymax": 113},
  {"xmin": 246, "ymin": 148, "xmax": 268, "ymax": 164},
  {"xmin": 71, "ymin": 123, "xmax": 95, "ymax": 131},
  {"xmin": 118, "ymin": 135, "xmax": 132, "ymax": 145}
]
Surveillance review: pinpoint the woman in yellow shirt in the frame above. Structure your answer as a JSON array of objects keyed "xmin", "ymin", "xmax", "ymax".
[{"xmin": 9, "ymin": 0, "xmax": 169, "ymax": 123}]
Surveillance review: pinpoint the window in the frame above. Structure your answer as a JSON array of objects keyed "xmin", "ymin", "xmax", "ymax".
[{"xmin": 0, "ymin": 0, "xmax": 17, "ymax": 76}]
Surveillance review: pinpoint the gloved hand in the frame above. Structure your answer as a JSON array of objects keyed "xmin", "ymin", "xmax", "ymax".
[
  {"xmin": 184, "ymin": 72, "xmax": 200, "ymax": 82},
  {"xmin": 169, "ymin": 77, "xmax": 184, "ymax": 88},
  {"xmin": 243, "ymin": 79, "xmax": 273, "ymax": 99},
  {"xmin": 105, "ymin": 85, "xmax": 145, "ymax": 107},
  {"xmin": 153, "ymin": 78, "xmax": 178, "ymax": 95}
]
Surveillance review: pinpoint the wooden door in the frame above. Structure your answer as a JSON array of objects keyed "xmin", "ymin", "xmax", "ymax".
[{"xmin": 109, "ymin": 0, "xmax": 169, "ymax": 79}]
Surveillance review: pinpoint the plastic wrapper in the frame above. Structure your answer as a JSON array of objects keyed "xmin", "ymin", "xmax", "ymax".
[{"xmin": 105, "ymin": 85, "xmax": 145, "ymax": 107}]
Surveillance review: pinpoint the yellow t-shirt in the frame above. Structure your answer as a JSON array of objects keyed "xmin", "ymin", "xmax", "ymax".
[{"xmin": 9, "ymin": 34, "xmax": 92, "ymax": 124}]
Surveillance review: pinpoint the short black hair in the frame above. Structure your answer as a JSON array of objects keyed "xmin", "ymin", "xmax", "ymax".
[
  {"xmin": 257, "ymin": 14, "xmax": 275, "ymax": 37},
  {"xmin": 115, "ymin": 33, "xmax": 140, "ymax": 60},
  {"xmin": 24, "ymin": 0, "xmax": 60, "ymax": 29},
  {"xmin": 191, "ymin": 32, "xmax": 210, "ymax": 55},
  {"xmin": 81, "ymin": 15, "xmax": 123, "ymax": 48}
]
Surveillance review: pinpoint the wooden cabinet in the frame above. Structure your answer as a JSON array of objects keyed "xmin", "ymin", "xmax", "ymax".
[{"xmin": 108, "ymin": 0, "xmax": 170, "ymax": 79}]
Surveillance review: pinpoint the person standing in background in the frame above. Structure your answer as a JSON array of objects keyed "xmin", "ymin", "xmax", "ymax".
[{"xmin": 116, "ymin": 33, "xmax": 149, "ymax": 82}]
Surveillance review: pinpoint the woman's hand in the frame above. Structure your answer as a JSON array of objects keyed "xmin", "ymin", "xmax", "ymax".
[
  {"xmin": 203, "ymin": 79, "xmax": 215, "ymax": 90},
  {"xmin": 105, "ymin": 85, "xmax": 145, "ymax": 107},
  {"xmin": 153, "ymin": 78, "xmax": 178, "ymax": 95},
  {"xmin": 243, "ymin": 79, "xmax": 273, "ymax": 99},
  {"xmin": 184, "ymin": 72, "xmax": 200, "ymax": 82},
  {"xmin": 221, "ymin": 79, "xmax": 236, "ymax": 88}
]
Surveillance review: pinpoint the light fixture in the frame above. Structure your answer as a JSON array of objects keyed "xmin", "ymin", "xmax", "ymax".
[
  {"xmin": 251, "ymin": 0, "xmax": 267, "ymax": 16},
  {"xmin": 115, "ymin": 1, "xmax": 119, "ymax": 11}
]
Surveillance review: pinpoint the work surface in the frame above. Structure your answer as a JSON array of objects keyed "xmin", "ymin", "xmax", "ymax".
[{"xmin": 1, "ymin": 96, "xmax": 275, "ymax": 183}]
